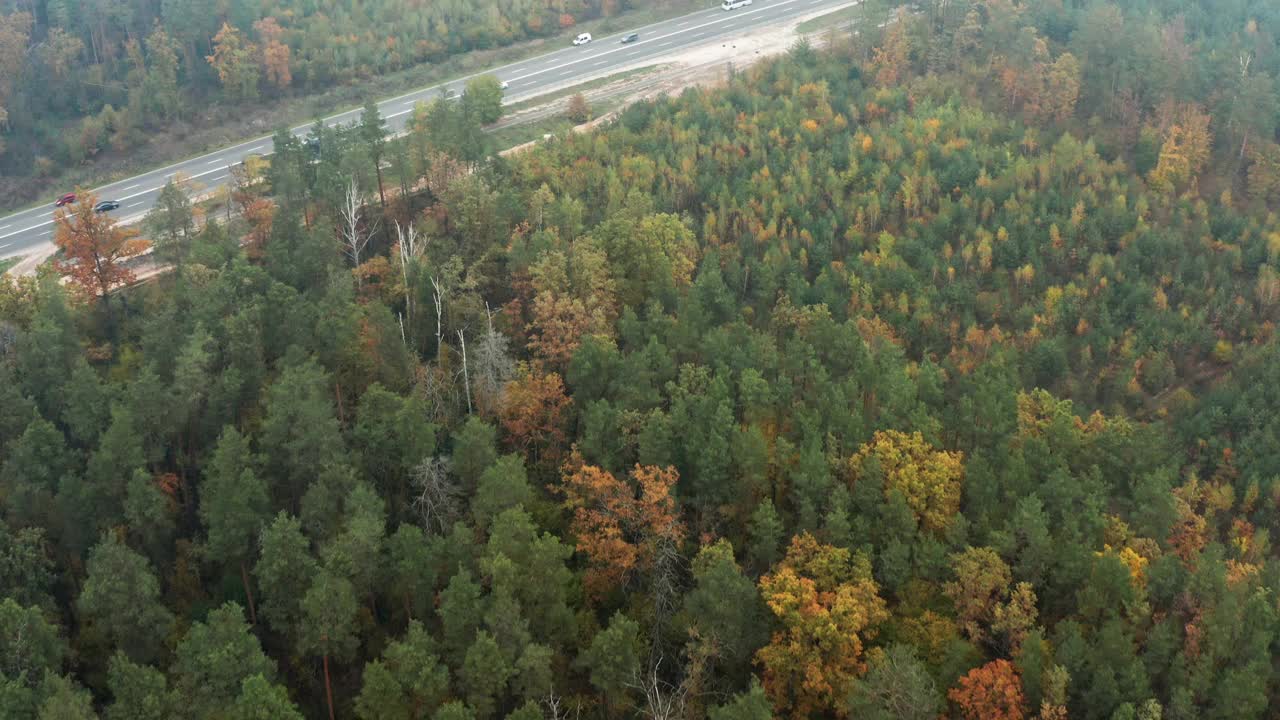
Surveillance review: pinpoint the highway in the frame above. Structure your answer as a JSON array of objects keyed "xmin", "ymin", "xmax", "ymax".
[{"xmin": 0, "ymin": 0, "xmax": 857, "ymax": 262}]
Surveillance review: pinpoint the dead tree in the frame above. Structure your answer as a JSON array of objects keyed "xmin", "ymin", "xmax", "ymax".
[
  {"xmin": 429, "ymin": 274, "xmax": 445, "ymax": 357},
  {"xmin": 339, "ymin": 178, "xmax": 377, "ymax": 288},
  {"xmin": 630, "ymin": 656, "xmax": 690, "ymax": 720},
  {"xmin": 472, "ymin": 302, "xmax": 515, "ymax": 415},
  {"xmin": 395, "ymin": 220, "xmax": 421, "ymax": 335},
  {"xmin": 457, "ymin": 328, "xmax": 472, "ymax": 414},
  {"xmin": 410, "ymin": 456, "xmax": 459, "ymax": 534}
]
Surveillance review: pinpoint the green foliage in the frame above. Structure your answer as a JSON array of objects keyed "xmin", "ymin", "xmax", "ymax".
[
  {"xmin": 230, "ymin": 675, "xmax": 306, "ymax": 720},
  {"xmin": 77, "ymin": 533, "xmax": 174, "ymax": 664},
  {"xmin": 8, "ymin": 18, "xmax": 1280, "ymax": 720},
  {"xmin": 173, "ymin": 603, "xmax": 274, "ymax": 719}
]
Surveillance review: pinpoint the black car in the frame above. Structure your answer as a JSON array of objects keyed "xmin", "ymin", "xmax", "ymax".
[
  {"xmin": 93, "ymin": 200, "xmax": 120, "ymax": 213},
  {"xmin": 621, "ymin": 33, "xmax": 639, "ymax": 43}
]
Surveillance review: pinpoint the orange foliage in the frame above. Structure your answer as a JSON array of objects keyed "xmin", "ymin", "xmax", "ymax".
[
  {"xmin": 255, "ymin": 17, "xmax": 292, "ymax": 89},
  {"xmin": 949, "ymin": 659, "xmax": 1026, "ymax": 720},
  {"xmin": 558, "ymin": 452, "xmax": 684, "ymax": 600},
  {"xmin": 756, "ymin": 534, "xmax": 889, "ymax": 719},
  {"xmin": 52, "ymin": 190, "xmax": 150, "ymax": 301},
  {"xmin": 241, "ymin": 197, "xmax": 275, "ymax": 256},
  {"xmin": 499, "ymin": 366, "xmax": 572, "ymax": 467}
]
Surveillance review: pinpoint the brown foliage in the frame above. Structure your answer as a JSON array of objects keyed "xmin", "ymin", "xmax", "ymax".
[
  {"xmin": 499, "ymin": 366, "xmax": 572, "ymax": 467},
  {"xmin": 255, "ymin": 18, "xmax": 292, "ymax": 89},
  {"xmin": 52, "ymin": 190, "xmax": 149, "ymax": 301}
]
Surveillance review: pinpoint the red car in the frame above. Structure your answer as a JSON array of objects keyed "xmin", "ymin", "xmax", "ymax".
[{"xmin": 55, "ymin": 193, "xmax": 76, "ymax": 207}]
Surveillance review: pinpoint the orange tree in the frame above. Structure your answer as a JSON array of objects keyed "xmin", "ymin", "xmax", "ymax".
[
  {"xmin": 949, "ymin": 659, "xmax": 1026, "ymax": 720},
  {"xmin": 52, "ymin": 189, "xmax": 149, "ymax": 306},
  {"xmin": 557, "ymin": 452, "xmax": 684, "ymax": 601},
  {"xmin": 755, "ymin": 533, "xmax": 889, "ymax": 719}
]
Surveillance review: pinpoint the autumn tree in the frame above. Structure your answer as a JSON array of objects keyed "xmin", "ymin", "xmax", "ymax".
[
  {"xmin": 845, "ymin": 430, "xmax": 964, "ymax": 535},
  {"xmin": 53, "ymin": 190, "xmax": 149, "ymax": 307},
  {"xmin": 566, "ymin": 93, "xmax": 591, "ymax": 124},
  {"xmin": 254, "ymin": 18, "xmax": 291, "ymax": 90},
  {"xmin": 499, "ymin": 366, "xmax": 572, "ymax": 469},
  {"xmin": 945, "ymin": 546, "xmax": 1012, "ymax": 644},
  {"xmin": 207, "ymin": 23, "xmax": 260, "ymax": 102},
  {"xmin": 558, "ymin": 453, "xmax": 684, "ymax": 600},
  {"xmin": 755, "ymin": 533, "xmax": 889, "ymax": 719},
  {"xmin": 948, "ymin": 659, "xmax": 1026, "ymax": 720}
]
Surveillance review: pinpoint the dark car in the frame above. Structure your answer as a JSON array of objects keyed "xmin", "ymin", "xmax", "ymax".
[
  {"xmin": 55, "ymin": 193, "xmax": 76, "ymax": 207},
  {"xmin": 621, "ymin": 33, "xmax": 639, "ymax": 43},
  {"xmin": 94, "ymin": 200, "xmax": 121, "ymax": 213}
]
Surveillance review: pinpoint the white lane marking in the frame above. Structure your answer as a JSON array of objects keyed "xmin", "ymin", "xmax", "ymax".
[
  {"xmin": 402, "ymin": 99, "xmax": 417, "ymax": 107},
  {"xmin": 387, "ymin": 108, "xmax": 413, "ymax": 119},
  {"xmin": 561, "ymin": 69, "xmax": 574, "ymax": 76},
  {"xmin": 0, "ymin": 219, "xmax": 54, "ymax": 240},
  {"xmin": 127, "ymin": 202, "xmax": 145, "ymax": 208},
  {"xmin": 0, "ymin": 225, "xmax": 8, "ymax": 231},
  {"xmin": 661, "ymin": 40, "xmax": 674, "ymax": 46},
  {"xmin": 248, "ymin": 146, "xmax": 265, "ymax": 153},
  {"xmin": 0, "ymin": 242, "xmax": 10, "ymax": 250},
  {"xmin": 40, "ymin": 230, "xmax": 50, "ymax": 236},
  {"xmin": 503, "ymin": 0, "xmax": 798, "ymax": 84},
  {"xmin": 123, "ymin": 185, "xmax": 139, "ymax": 191},
  {"xmin": 595, "ymin": 60, "xmax": 608, "ymax": 66},
  {"xmin": 678, "ymin": 21, "xmax": 689, "ymax": 26}
]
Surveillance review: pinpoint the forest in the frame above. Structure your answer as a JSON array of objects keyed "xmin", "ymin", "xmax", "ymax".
[
  {"xmin": 3, "ymin": 0, "xmax": 1280, "ymax": 718},
  {"xmin": 0, "ymin": 0, "xmax": 663, "ymax": 204}
]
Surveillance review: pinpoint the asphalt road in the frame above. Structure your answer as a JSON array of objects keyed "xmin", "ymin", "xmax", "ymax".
[{"xmin": 0, "ymin": 0, "xmax": 857, "ymax": 261}]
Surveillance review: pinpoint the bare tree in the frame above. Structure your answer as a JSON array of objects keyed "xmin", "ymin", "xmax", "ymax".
[
  {"xmin": 545, "ymin": 691, "xmax": 582, "ymax": 720},
  {"xmin": 472, "ymin": 303, "xmax": 514, "ymax": 415},
  {"xmin": 339, "ymin": 177, "xmax": 377, "ymax": 287},
  {"xmin": 395, "ymin": 220, "xmax": 421, "ymax": 332},
  {"xmin": 457, "ymin": 328, "xmax": 472, "ymax": 414},
  {"xmin": 410, "ymin": 456, "xmax": 459, "ymax": 534},
  {"xmin": 630, "ymin": 656, "xmax": 690, "ymax": 720},
  {"xmin": 429, "ymin": 274, "xmax": 445, "ymax": 356}
]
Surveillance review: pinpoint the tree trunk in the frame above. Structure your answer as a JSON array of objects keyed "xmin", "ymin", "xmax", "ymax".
[
  {"xmin": 240, "ymin": 561, "xmax": 258, "ymax": 625},
  {"xmin": 375, "ymin": 160, "xmax": 387, "ymax": 209},
  {"xmin": 323, "ymin": 652, "xmax": 336, "ymax": 720}
]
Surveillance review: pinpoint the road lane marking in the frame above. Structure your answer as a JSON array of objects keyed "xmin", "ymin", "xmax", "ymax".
[
  {"xmin": 503, "ymin": 0, "xmax": 799, "ymax": 84},
  {"xmin": 0, "ymin": 219, "xmax": 54, "ymax": 241},
  {"xmin": 0, "ymin": 243, "xmax": 10, "ymax": 250},
  {"xmin": 0, "ymin": 0, "xmax": 806, "ymax": 238},
  {"xmin": 561, "ymin": 69, "xmax": 574, "ymax": 76},
  {"xmin": 127, "ymin": 202, "xmax": 145, "ymax": 208},
  {"xmin": 595, "ymin": 60, "xmax": 608, "ymax": 66},
  {"xmin": 248, "ymin": 146, "xmax": 265, "ymax": 153},
  {"xmin": 0, "ymin": 225, "xmax": 8, "ymax": 231},
  {"xmin": 123, "ymin": 185, "xmax": 139, "ymax": 191},
  {"xmin": 40, "ymin": 230, "xmax": 50, "ymax": 236}
]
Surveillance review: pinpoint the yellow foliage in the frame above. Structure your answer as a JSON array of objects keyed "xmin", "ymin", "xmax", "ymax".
[{"xmin": 847, "ymin": 430, "xmax": 964, "ymax": 534}]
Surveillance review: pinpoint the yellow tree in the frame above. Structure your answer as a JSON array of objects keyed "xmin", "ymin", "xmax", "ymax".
[
  {"xmin": 756, "ymin": 533, "xmax": 889, "ymax": 719},
  {"xmin": 53, "ymin": 190, "xmax": 150, "ymax": 307},
  {"xmin": 845, "ymin": 430, "xmax": 964, "ymax": 534},
  {"xmin": 207, "ymin": 23, "xmax": 259, "ymax": 102}
]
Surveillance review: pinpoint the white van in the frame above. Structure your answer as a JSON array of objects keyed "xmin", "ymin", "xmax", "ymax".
[
  {"xmin": 573, "ymin": 32, "xmax": 592, "ymax": 46},
  {"xmin": 721, "ymin": 0, "xmax": 752, "ymax": 9}
]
